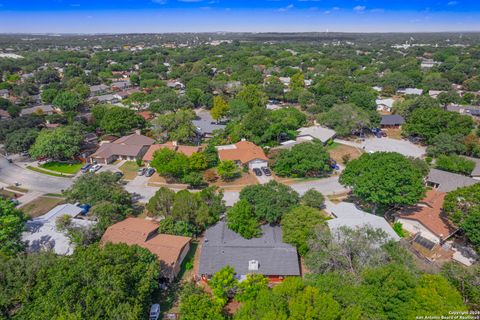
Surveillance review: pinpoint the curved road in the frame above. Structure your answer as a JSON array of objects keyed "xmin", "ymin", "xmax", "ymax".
[{"xmin": 0, "ymin": 158, "xmax": 72, "ymax": 193}]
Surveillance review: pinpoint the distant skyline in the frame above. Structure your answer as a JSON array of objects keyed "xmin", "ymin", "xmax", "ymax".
[{"xmin": 1, "ymin": 0, "xmax": 480, "ymax": 33}]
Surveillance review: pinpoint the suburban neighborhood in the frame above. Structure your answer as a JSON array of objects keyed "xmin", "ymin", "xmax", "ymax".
[{"xmin": 1, "ymin": 23, "xmax": 480, "ymax": 320}]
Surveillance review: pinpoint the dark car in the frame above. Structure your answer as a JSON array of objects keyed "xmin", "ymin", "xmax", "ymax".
[
  {"xmin": 137, "ymin": 167, "xmax": 147, "ymax": 176},
  {"xmin": 114, "ymin": 171, "xmax": 124, "ymax": 178},
  {"xmin": 253, "ymin": 168, "xmax": 262, "ymax": 176},
  {"xmin": 261, "ymin": 167, "xmax": 272, "ymax": 176},
  {"xmin": 145, "ymin": 168, "xmax": 156, "ymax": 177},
  {"xmin": 81, "ymin": 163, "xmax": 92, "ymax": 173}
]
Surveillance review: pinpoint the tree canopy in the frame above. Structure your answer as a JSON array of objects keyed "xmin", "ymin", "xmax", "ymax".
[{"xmin": 29, "ymin": 125, "xmax": 84, "ymax": 160}]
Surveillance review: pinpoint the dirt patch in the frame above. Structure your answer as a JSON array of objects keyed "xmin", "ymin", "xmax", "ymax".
[
  {"xmin": 329, "ymin": 143, "xmax": 363, "ymax": 165},
  {"xmin": 212, "ymin": 172, "xmax": 259, "ymax": 190},
  {"xmin": 21, "ymin": 196, "xmax": 65, "ymax": 218},
  {"xmin": 384, "ymin": 128, "xmax": 403, "ymax": 140}
]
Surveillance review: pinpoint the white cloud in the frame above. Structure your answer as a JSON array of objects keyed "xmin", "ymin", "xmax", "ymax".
[
  {"xmin": 353, "ymin": 5, "xmax": 366, "ymax": 12},
  {"xmin": 152, "ymin": 0, "xmax": 167, "ymax": 4},
  {"xmin": 277, "ymin": 4, "xmax": 294, "ymax": 12},
  {"xmin": 448, "ymin": 1, "xmax": 458, "ymax": 5}
]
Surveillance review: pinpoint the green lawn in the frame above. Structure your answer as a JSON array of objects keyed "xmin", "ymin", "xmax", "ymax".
[
  {"xmin": 40, "ymin": 161, "xmax": 84, "ymax": 174},
  {"xmin": 118, "ymin": 161, "xmax": 140, "ymax": 180},
  {"xmin": 27, "ymin": 166, "xmax": 72, "ymax": 178}
]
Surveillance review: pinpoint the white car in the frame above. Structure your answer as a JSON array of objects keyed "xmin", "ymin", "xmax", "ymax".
[
  {"xmin": 149, "ymin": 304, "xmax": 160, "ymax": 320},
  {"xmin": 89, "ymin": 164, "xmax": 102, "ymax": 172}
]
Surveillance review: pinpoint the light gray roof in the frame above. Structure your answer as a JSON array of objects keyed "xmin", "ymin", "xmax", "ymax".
[
  {"xmin": 90, "ymin": 84, "xmax": 109, "ymax": 93},
  {"xmin": 380, "ymin": 114, "xmax": 405, "ymax": 126},
  {"xmin": 297, "ymin": 125, "xmax": 336, "ymax": 143},
  {"xmin": 192, "ymin": 110, "xmax": 227, "ymax": 135},
  {"xmin": 446, "ymin": 105, "xmax": 480, "ymax": 116},
  {"xmin": 20, "ymin": 105, "xmax": 55, "ymax": 116},
  {"xmin": 199, "ymin": 221, "xmax": 300, "ymax": 276},
  {"xmin": 326, "ymin": 202, "xmax": 400, "ymax": 241},
  {"xmin": 427, "ymin": 168, "xmax": 479, "ymax": 192}
]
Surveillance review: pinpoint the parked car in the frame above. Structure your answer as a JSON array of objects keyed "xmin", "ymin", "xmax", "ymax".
[
  {"xmin": 145, "ymin": 168, "xmax": 155, "ymax": 177},
  {"xmin": 114, "ymin": 171, "xmax": 124, "ymax": 178},
  {"xmin": 253, "ymin": 168, "xmax": 262, "ymax": 176},
  {"xmin": 149, "ymin": 304, "xmax": 161, "ymax": 320},
  {"xmin": 137, "ymin": 167, "xmax": 147, "ymax": 176},
  {"xmin": 261, "ymin": 167, "xmax": 272, "ymax": 176},
  {"xmin": 81, "ymin": 163, "xmax": 92, "ymax": 173},
  {"xmin": 89, "ymin": 164, "xmax": 102, "ymax": 172}
]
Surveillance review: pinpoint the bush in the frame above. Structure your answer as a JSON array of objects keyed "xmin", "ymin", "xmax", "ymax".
[
  {"xmin": 393, "ymin": 222, "xmax": 405, "ymax": 238},
  {"xmin": 301, "ymin": 189, "xmax": 325, "ymax": 209},
  {"xmin": 435, "ymin": 155, "xmax": 475, "ymax": 176}
]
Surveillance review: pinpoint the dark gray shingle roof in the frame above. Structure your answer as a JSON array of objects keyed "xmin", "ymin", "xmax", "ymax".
[
  {"xmin": 380, "ymin": 114, "xmax": 405, "ymax": 126},
  {"xmin": 427, "ymin": 168, "xmax": 479, "ymax": 192},
  {"xmin": 199, "ymin": 221, "xmax": 300, "ymax": 276}
]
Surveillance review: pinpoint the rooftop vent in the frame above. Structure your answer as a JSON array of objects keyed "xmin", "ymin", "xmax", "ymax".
[{"xmin": 248, "ymin": 260, "xmax": 259, "ymax": 271}]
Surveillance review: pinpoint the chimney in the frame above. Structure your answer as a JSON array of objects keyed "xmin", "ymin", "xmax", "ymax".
[
  {"xmin": 248, "ymin": 260, "xmax": 259, "ymax": 271},
  {"xmin": 172, "ymin": 141, "xmax": 178, "ymax": 147},
  {"xmin": 135, "ymin": 129, "xmax": 141, "ymax": 135}
]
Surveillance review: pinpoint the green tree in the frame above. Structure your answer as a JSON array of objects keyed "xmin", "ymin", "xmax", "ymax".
[
  {"xmin": 16, "ymin": 244, "xmax": 160, "ymax": 319},
  {"xmin": 403, "ymin": 107, "xmax": 474, "ymax": 144},
  {"xmin": 348, "ymin": 90, "xmax": 377, "ymax": 110},
  {"xmin": 4, "ymin": 128, "xmax": 39, "ymax": 153},
  {"xmin": 460, "ymin": 208, "xmax": 480, "ymax": 249},
  {"xmin": 52, "ymin": 91, "xmax": 82, "ymax": 112},
  {"xmin": 97, "ymin": 105, "xmax": 145, "ymax": 135},
  {"xmin": 236, "ymin": 84, "xmax": 267, "ymax": 109},
  {"xmin": 240, "ymin": 181, "xmax": 300, "ymax": 223},
  {"xmin": 290, "ymin": 72, "xmax": 305, "ymax": 91},
  {"xmin": 281, "ymin": 205, "xmax": 327, "ymax": 256},
  {"xmin": 300, "ymin": 189, "xmax": 325, "ymax": 210},
  {"xmin": 340, "ymin": 152, "xmax": 425, "ymax": 213},
  {"xmin": 426, "ymin": 133, "xmax": 467, "ymax": 157},
  {"xmin": 153, "ymin": 109, "xmax": 197, "ymax": 143},
  {"xmin": 226, "ymin": 199, "xmax": 260, "ymax": 239},
  {"xmin": 272, "ymin": 140, "xmax": 331, "ymax": 177},
  {"xmin": 29, "ymin": 125, "xmax": 84, "ymax": 160},
  {"xmin": 318, "ymin": 104, "xmax": 373, "ymax": 137},
  {"xmin": 236, "ymin": 274, "xmax": 268, "ymax": 302},
  {"xmin": 189, "ymin": 152, "xmax": 208, "ymax": 171},
  {"xmin": 41, "ymin": 88, "xmax": 59, "ymax": 104},
  {"xmin": 216, "ymin": 160, "xmax": 240, "ymax": 181},
  {"xmin": 146, "ymin": 187, "xmax": 175, "ymax": 217},
  {"xmin": 209, "ymin": 266, "xmax": 238, "ymax": 305},
  {"xmin": 179, "ymin": 285, "xmax": 224, "ymax": 320},
  {"xmin": 288, "ymin": 287, "xmax": 341, "ymax": 320},
  {"xmin": 211, "ymin": 96, "xmax": 229, "ymax": 122},
  {"xmin": 151, "ymin": 148, "xmax": 191, "ymax": 179},
  {"xmin": 443, "ymin": 183, "xmax": 480, "ymax": 225},
  {"xmin": 0, "ymin": 198, "xmax": 27, "ymax": 256},
  {"xmin": 442, "ymin": 262, "xmax": 480, "ymax": 309}
]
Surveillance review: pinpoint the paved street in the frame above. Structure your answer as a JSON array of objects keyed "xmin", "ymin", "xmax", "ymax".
[
  {"xmin": 0, "ymin": 157, "xmax": 72, "ymax": 194},
  {"xmin": 335, "ymin": 137, "xmax": 426, "ymax": 158}
]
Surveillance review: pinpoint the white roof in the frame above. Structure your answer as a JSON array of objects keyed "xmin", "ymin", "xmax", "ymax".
[
  {"xmin": 398, "ymin": 88, "xmax": 423, "ymax": 95},
  {"xmin": 22, "ymin": 204, "xmax": 96, "ymax": 255},
  {"xmin": 376, "ymin": 98, "xmax": 394, "ymax": 109},
  {"xmin": 297, "ymin": 125, "xmax": 336, "ymax": 143},
  {"xmin": 326, "ymin": 202, "xmax": 400, "ymax": 241}
]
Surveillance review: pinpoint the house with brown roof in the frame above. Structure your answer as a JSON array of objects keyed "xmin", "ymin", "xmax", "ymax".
[
  {"xmin": 396, "ymin": 190, "xmax": 458, "ymax": 245},
  {"xmin": 143, "ymin": 141, "xmax": 202, "ymax": 164},
  {"xmin": 216, "ymin": 140, "xmax": 268, "ymax": 169},
  {"xmin": 90, "ymin": 133, "xmax": 154, "ymax": 164},
  {"xmin": 101, "ymin": 218, "xmax": 191, "ymax": 281}
]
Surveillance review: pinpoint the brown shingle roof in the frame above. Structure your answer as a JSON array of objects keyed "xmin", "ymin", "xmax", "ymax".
[
  {"xmin": 217, "ymin": 141, "xmax": 268, "ymax": 165},
  {"xmin": 397, "ymin": 190, "xmax": 458, "ymax": 240},
  {"xmin": 114, "ymin": 133, "xmax": 155, "ymax": 146},
  {"xmin": 101, "ymin": 218, "xmax": 191, "ymax": 272}
]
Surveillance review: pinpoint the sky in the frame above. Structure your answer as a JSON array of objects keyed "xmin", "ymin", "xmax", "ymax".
[{"xmin": 1, "ymin": 0, "xmax": 480, "ymax": 33}]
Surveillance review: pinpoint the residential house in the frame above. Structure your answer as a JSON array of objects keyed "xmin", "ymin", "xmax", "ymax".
[
  {"xmin": 166, "ymin": 80, "xmax": 185, "ymax": 90},
  {"xmin": 428, "ymin": 90, "xmax": 445, "ymax": 99},
  {"xmin": 376, "ymin": 98, "xmax": 395, "ymax": 112},
  {"xmin": 111, "ymin": 80, "xmax": 131, "ymax": 91},
  {"xmin": 90, "ymin": 133, "xmax": 154, "ymax": 164},
  {"xmin": 326, "ymin": 202, "xmax": 400, "ymax": 241},
  {"xmin": 420, "ymin": 59, "xmax": 439, "ymax": 70},
  {"xmin": 296, "ymin": 125, "xmax": 336, "ymax": 145},
  {"xmin": 198, "ymin": 220, "xmax": 300, "ymax": 282},
  {"xmin": 114, "ymin": 87, "xmax": 141, "ymax": 100},
  {"xmin": 20, "ymin": 104, "xmax": 56, "ymax": 117},
  {"xmin": 217, "ymin": 140, "xmax": 268, "ymax": 169},
  {"xmin": 137, "ymin": 111, "xmax": 154, "ymax": 121},
  {"xmin": 101, "ymin": 218, "xmax": 191, "ymax": 281},
  {"xmin": 0, "ymin": 109, "xmax": 11, "ymax": 120},
  {"xmin": 89, "ymin": 94, "xmax": 120, "ymax": 104},
  {"xmin": 380, "ymin": 114, "xmax": 405, "ymax": 128},
  {"xmin": 426, "ymin": 168, "xmax": 479, "ymax": 192},
  {"xmin": 22, "ymin": 204, "xmax": 96, "ymax": 255},
  {"xmin": 396, "ymin": 190, "xmax": 458, "ymax": 245},
  {"xmin": 0, "ymin": 88, "xmax": 9, "ymax": 99},
  {"xmin": 397, "ymin": 88, "xmax": 423, "ymax": 96},
  {"xmin": 192, "ymin": 109, "xmax": 227, "ymax": 138},
  {"xmin": 446, "ymin": 105, "xmax": 480, "ymax": 118},
  {"xmin": 143, "ymin": 142, "xmax": 202, "ymax": 164},
  {"xmin": 89, "ymin": 84, "xmax": 109, "ymax": 96}
]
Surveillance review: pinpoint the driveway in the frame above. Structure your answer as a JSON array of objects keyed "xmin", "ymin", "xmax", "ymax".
[
  {"xmin": 0, "ymin": 157, "xmax": 72, "ymax": 194},
  {"xmin": 335, "ymin": 137, "xmax": 425, "ymax": 158}
]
